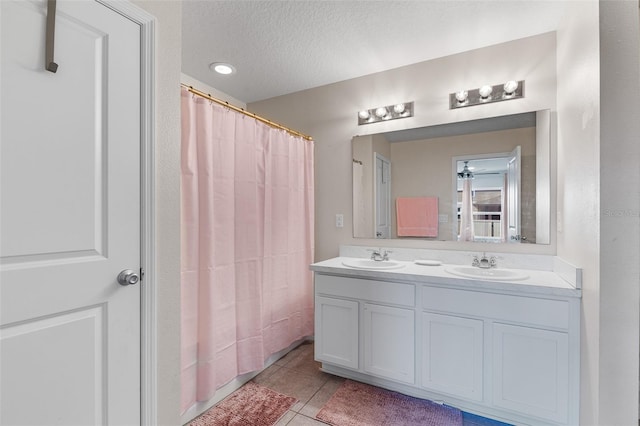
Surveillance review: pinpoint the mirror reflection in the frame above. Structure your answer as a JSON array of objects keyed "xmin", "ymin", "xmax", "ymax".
[{"xmin": 352, "ymin": 110, "xmax": 551, "ymax": 244}]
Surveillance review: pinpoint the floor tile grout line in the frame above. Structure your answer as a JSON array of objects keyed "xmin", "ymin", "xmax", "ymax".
[{"xmin": 295, "ymin": 374, "xmax": 332, "ymax": 418}]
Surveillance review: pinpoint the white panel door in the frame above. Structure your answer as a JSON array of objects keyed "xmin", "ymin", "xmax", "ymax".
[
  {"xmin": 374, "ymin": 153, "xmax": 391, "ymax": 238},
  {"xmin": 363, "ymin": 303, "xmax": 414, "ymax": 384},
  {"xmin": 492, "ymin": 323, "xmax": 569, "ymax": 423},
  {"xmin": 421, "ymin": 312, "xmax": 483, "ymax": 401},
  {"xmin": 315, "ymin": 296, "xmax": 359, "ymax": 369},
  {"xmin": 506, "ymin": 146, "xmax": 521, "ymax": 243},
  {"xmin": 1, "ymin": 1, "xmax": 141, "ymax": 425}
]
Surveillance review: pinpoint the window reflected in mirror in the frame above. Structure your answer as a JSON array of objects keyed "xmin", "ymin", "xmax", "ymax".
[{"xmin": 455, "ymin": 152, "xmax": 521, "ymax": 243}]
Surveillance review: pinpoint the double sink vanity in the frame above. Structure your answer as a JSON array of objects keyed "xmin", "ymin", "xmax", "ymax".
[{"xmin": 310, "ymin": 246, "xmax": 581, "ymax": 426}]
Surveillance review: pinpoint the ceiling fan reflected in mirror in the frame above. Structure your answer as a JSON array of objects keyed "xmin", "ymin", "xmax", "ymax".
[{"xmin": 457, "ymin": 161, "xmax": 474, "ymax": 179}]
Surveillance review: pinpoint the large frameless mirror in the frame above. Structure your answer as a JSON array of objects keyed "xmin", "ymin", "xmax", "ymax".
[{"xmin": 352, "ymin": 110, "xmax": 551, "ymax": 244}]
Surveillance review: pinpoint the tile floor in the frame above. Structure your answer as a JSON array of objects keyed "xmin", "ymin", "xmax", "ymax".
[{"xmin": 249, "ymin": 341, "xmax": 511, "ymax": 426}]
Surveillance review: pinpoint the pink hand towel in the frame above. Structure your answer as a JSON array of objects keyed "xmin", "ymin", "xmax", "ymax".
[{"xmin": 396, "ymin": 197, "xmax": 438, "ymax": 237}]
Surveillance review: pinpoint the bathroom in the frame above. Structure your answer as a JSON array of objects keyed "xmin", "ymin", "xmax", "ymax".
[
  {"xmin": 0, "ymin": 1, "xmax": 638, "ymax": 425},
  {"xmin": 182, "ymin": 2, "xmax": 638, "ymax": 425},
  {"xmin": 176, "ymin": 1, "xmax": 637, "ymax": 423}
]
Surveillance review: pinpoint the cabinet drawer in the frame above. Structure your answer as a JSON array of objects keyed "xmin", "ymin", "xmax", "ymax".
[
  {"xmin": 315, "ymin": 274, "xmax": 415, "ymax": 307},
  {"xmin": 422, "ymin": 286, "xmax": 569, "ymax": 329}
]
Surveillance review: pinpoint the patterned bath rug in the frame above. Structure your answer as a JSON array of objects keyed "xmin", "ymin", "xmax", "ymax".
[
  {"xmin": 188, "ymin": 381, "xmax": 297, "ymax": 426},
  {"xmin": 316, "ymin": 379, "xmax": 463, "ymax": 426}
]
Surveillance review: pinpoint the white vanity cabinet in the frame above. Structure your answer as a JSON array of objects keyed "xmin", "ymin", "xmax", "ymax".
[
  {"xmin": 421, "ymin": 312, "xmax": 484, "ymax": 401},
  {"xmin": 492, "ymin": 323, "xmax": 569, "ymax": 423},
  {"xmin": 421, "ymin": 285, "xmax": 577, "ymax": 424},
  {"xmin": 314, "ymin": 274, "xmax": 416, "ymax": 386},
  {"xmin": 315, "ymin": 295, "xmax": 359, "ymax": 369},
  {"xmin": 312, "ymin": 267, "xmax": 581, "ymax": 426},
  {"xmin": 363, "ymin": 303, "xmax": 415, "ymax": 384}
]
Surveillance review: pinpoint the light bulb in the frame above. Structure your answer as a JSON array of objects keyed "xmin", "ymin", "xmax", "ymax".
[
  {"xmin": 455, "ymin": 91, "xmax": 468, "ymax": 103},
  {"xmin": 209, "ymin": 62, "xmax": 236, "ymax": 75},
  {"xmin": 479, "ymin": 85, "xmax": 493, "ymax": 99},
  {"xmin": 504, "ymin": 80, "xmax": 519, "ymax": 96},
  {"xmin": 393, "ymin": 104, "xmax": 405, "ymax": 114},
  {"xmin": 375, "ymin": 107, "xmax": 388, "ymax": 118},
  {"xmin": 358, "ymin": 110, "xmax": 370, "ymax": 120}
]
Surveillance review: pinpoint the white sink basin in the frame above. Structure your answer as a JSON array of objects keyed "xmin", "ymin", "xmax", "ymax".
[
  {"xmin": 342, "ymin": 259, "xmax": 405, "ymax": 270},
  {"xmin": 445, "ymin": 266, "xmax": 529, "ymax": 281}
]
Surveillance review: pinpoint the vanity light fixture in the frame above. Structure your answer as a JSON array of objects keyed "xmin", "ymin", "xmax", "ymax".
[
  {"xmin": 450, "ymin": 80, "xmax": 524, "ymax": 109},
  {"xmin": 375, "ymin": 107, "xmax": 388, "ymax": 118},
  {"xmin": 478, "ymin": 85, "xmax": 493, "ymax": 101},
  {"xmin": 358, "ymin": 101, "xmax": 414, "ymax": 125},
  {"xmin": 393, "ymin": 103, "xmax": 406, "ymax": 114},
  {"xmin": 454, "ymin": 91, "xmax": 469, "ymax": 105}
]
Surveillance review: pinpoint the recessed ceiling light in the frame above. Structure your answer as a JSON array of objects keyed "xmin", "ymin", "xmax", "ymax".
[{"xmin": 209, "ymin": 62, "xmax": 236, "ymax": 75}]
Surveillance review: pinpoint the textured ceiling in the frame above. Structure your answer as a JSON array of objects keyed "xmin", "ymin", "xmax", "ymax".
[{"xmin": 182, "ymin": 1, "xmax": 567, "ymax": 104}]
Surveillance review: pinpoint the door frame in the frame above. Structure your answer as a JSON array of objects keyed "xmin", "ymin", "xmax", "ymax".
[
  {"xmin": 96, "ymin": 1, "xmax": 156, "ymax": 424},
  {"xmin": 451, "ymin": 151, "xmax": 514, "ymax": 241}
]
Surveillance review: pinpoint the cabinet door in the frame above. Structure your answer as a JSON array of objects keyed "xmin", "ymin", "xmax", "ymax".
[
  {"xmin": 421, "ymin": 313, "xmax": 483, "ymax": 401},
  {"xmin": 315, "ymin": 296, "xmax": 359, "ymax": 369},
  {"xmin": 493, "ymin": 323, "xmax": 569, "ymax": 423},
  {"xmin": 363, "ymin": 303, "xmax": 414, "ymax": 384}
]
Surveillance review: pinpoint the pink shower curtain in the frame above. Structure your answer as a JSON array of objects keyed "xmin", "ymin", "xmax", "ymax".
[{"xmin": 180, "ymin": 88, "xmax": 314, "ymax": 413}]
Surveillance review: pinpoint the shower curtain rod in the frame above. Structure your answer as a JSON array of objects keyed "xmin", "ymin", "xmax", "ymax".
[{"xmin": 181, "ymin": 83, "xmax": 313, "ymax": 141}]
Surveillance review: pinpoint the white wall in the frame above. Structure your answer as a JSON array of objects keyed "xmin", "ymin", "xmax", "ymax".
[
  {"xmin": 249, "ymin": 32, "xmax": 558, "ymax": 261},
  {"xmin": 555, "ymin": 2, "xmax": 600, "ymax": 423},
  {"xmin": 557, "ymin": 0, "xmax": 640, "ymax": 424},
  {"xmin": 131, "ymin": 1, "xmax": 182, "ymax": 425},
  {"xmin": 598, "ymin": 1, "xmax": 640, "ymax": 424}
]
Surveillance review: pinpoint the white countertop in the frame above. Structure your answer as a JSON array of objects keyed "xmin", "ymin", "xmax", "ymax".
[{"xmin": 310, "ymin": 256, "xmax": 581, "ymax": 298}]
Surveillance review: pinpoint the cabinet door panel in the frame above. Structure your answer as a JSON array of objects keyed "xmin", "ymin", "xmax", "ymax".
[
  {"xmin": 422, "ymin": 312, "xmax": 483, "ymax": 401},
  {"xmin": 493, "ymin": 323, "xmax": 569, "ymax": 423},
  {"xmin": 315, "ymin": 296, "xmax": 359, "ymax": 369},
  {"xmin": 363, "ymin": 303, "xmax": 414, "ymax": 384}
]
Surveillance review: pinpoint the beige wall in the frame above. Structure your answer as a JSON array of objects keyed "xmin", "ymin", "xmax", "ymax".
[
  {"xmin": 388, "ymin": 127, "xmax": 536, "ymax": 241},
  {"xmin": 250, "ymin": 32, "xmax": 558, "ymax": 260},
  {"xmin": 181, "ymin": 72, "xmax": 247, "ymax": 109}
]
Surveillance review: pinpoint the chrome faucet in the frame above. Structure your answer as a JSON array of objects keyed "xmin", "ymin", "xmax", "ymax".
[
  {"xmin": 472, "ymin": 253, "xmax": 497, "ymax": 269},
  {"xmin": 369, "ymin": 249, "xmax": 391, "ymax": 261}
]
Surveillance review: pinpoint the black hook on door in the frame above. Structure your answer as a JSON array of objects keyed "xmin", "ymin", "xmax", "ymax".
[{"xmin": 45, "ymin": 0, "xmax": 59, "ymax": 73}]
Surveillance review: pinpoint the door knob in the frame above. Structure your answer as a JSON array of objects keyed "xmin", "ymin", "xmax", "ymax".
[{"xmin": 117, "ymin": 269, "xmax": 139, "ymax": 286}]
